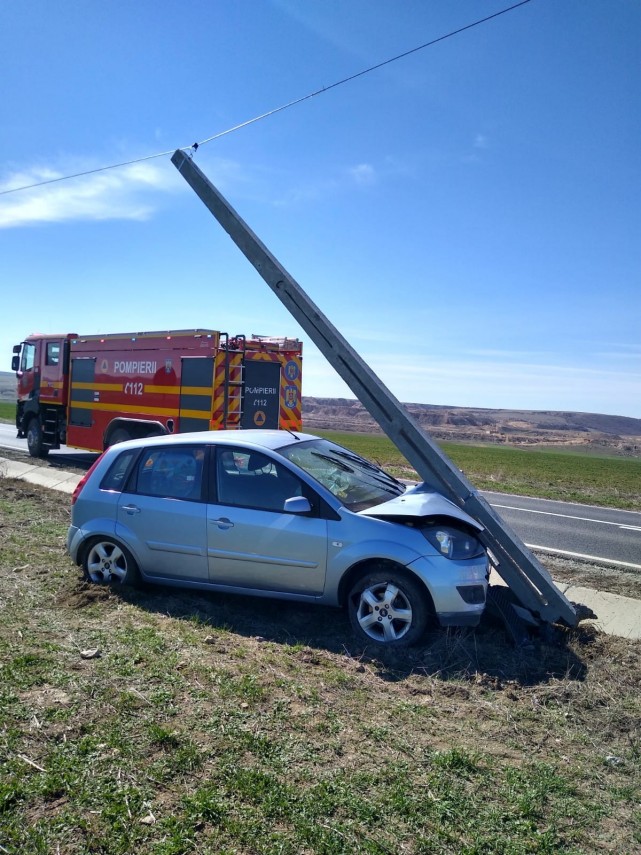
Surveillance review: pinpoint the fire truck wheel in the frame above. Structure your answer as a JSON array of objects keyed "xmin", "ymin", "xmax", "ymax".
[
  {"xmin": 108, "ymin": 428, "xmax": 132, "ymax": 446},
  {"xmin": 347, "ymin": 569, "xmax": 432, "ymax": 647},
  {"xmin": 83, "ymin": 537, "xmax": 139, "ymax": 586},
  {"xmin": 26, "ymin": 418, "xmax": 48, "ymax": 458}
]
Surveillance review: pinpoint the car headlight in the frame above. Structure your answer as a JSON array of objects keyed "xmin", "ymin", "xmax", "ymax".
[{"xmin": 421, "ymin": 525, "xmax": 484, "ymax": 560}]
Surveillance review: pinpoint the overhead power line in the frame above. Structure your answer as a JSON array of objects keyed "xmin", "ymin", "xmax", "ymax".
[{"xmin": 0, "ymin": 0, "xmax": 532, "ymax": 198}]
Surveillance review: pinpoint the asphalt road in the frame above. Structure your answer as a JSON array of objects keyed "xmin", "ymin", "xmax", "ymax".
[
  {"xmin": 483, "ymin": 491, "xmax": 641, "ymax": 571},
  {"xmin": 1, "ymin": 422, "xmax": 640, "ymax": 571},
  {"xmin": 0, "ymin": 422, "xmax": 98, "ymax": 468}
]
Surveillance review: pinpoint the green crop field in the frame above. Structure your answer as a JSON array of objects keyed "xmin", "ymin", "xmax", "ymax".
[
  {"xmin": 0, "ymin": 401, "xmax": 15, "ymax": 422},
  {"xmin": 316, "ymin": 430, "xmax": 641, "ymax": 512}
]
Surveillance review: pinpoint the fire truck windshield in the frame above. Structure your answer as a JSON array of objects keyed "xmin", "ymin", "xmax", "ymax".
[{"xmin": 21, "ymin": 343, "xmax": 36, "ymax": 372}]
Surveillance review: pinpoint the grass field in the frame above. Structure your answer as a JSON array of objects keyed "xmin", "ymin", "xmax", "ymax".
[
  {"xmin": 0, "ymin": 401, "xmax": 14, "ymax": 422},
  {"xmin": 0, "ymin": 479, "xmax": 639, "ymax": 854},
  {"xmin": 315, "ymin": 430, "xmax": 641, "ymax": 512}
]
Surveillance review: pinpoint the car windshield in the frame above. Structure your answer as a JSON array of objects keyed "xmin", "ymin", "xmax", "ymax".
[{"xmin": 279, "ymin": 438, "xmax": 404, "ymax": 511}]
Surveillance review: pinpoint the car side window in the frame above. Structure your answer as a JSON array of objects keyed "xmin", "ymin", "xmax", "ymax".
[
  {"xmin": 134, "ymin": 446, "xmax": 206, "ymax": 501},
  {"xmin": 100, "ymin": 449, "xmax": 139, "ymax": 492},
  {"xmin": 215, "ymin": 447, "xmax": 305, "ymax": 513}
]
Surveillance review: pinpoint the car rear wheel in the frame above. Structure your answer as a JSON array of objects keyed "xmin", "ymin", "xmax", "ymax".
[
  {"xmin": 83, "ymin": 538, "xmax": 138, "ymax": 586},
  {"xmin": 348, "ymin": 570, "xmax": 431, "ymax": 647}
]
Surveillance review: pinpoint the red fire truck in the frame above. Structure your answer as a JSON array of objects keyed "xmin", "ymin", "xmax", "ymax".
[{"xmin": 11, "ymin": 329, "xmax": 303, "ymax": 457}]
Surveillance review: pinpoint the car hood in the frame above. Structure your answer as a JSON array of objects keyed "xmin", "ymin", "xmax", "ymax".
[{"xmin": 359, "ymin": 483, "xmax": 483, "ymax": 531}]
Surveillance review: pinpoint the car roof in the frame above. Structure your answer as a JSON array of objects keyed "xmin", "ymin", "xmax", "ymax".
[{"xmin": 112, "ymin": 429, "xmax": 320, "ymax": 454}]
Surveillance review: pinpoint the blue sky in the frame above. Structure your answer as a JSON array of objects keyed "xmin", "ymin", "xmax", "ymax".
[{"xmin": 1, "ymin": 0, "xmax": 639, "ymax": 418}]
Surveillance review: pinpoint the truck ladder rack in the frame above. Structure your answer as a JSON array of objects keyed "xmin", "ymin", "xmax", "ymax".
[
  {"xmin": 171, "ymin": 149, "xmax": 577, "ymax": 628},
  {"xmin": 220, "ymin": 333, "xmax": 245, "ymax": 428}
]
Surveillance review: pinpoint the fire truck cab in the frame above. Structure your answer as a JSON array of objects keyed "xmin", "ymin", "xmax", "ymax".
[{"xmin": 12, "ymin": 329, "xmax": 303, "ymax": 457}]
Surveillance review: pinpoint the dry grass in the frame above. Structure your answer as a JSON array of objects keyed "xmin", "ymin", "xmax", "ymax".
[{"xmin": 0, "ymin": 478, "xmax": 640, "ymax": 854}]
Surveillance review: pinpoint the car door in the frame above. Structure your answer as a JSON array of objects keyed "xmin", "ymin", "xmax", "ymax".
[
  {"xmin": 207, "ymin": 446, "xmax": 328, "ymax": 595},
  {"xmin": 116, "ymin": 445, "xmax": 209, "ymax": 581}
]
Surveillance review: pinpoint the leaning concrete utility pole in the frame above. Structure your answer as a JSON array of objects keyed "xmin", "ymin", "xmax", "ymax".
[{"xmin": 171, "ymin": 148, "xmax": 577, "ymax": 628}]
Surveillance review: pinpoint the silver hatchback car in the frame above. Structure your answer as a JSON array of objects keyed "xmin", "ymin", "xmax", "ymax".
[{"xmin": 68, "ymin": 430, "xmax": 488, "ymax": 647}]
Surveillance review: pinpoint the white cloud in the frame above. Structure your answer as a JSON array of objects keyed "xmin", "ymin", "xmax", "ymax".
[
  {"xmin": 269, "ymin": 162, "xmax": 378, "ymax": 208},
  {"xmin": 349, "ymin": 163, "xmax": 377, "ymax": 185},
  {"xmin": 0, "ymin": 160, "xmax": 178, "ymax": 229},
  {"xmin": 593, "ymin": 343, "xmax": 641, "ymax": 361},
  {"xmin": 461, "ymin": 133, "xmax": 490, "ymax": 164}
]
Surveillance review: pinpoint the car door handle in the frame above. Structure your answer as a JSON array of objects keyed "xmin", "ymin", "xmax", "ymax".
[
  {"xmin": 121, "ymin": 504, "xmax": 142, "ymax": 515},
  {"xmin": 210, "ymin": 517, "xmax": 234, "ymax": 530}
]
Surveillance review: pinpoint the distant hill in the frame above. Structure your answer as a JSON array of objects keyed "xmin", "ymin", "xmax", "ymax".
[
  {"xmin": 2, "ymin": 371, "xmax": 638, "ymax": 454},
  {"xmin": 302, "ymin": 397, "xmax": 641, "ymax": 455},
  {"xmin": 0, "ymin": 371, "xmax": 15, "ymax": 401}
]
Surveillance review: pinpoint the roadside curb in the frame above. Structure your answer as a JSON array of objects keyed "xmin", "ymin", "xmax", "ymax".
[
  {"xmin": 2, "ymin": 455, "xmax": 640, "ymax": 640},
  {"xmin": 557, "ymin": 584, "xmax": 641, "ymax": 641},
  {"xmin": 0, "ymin": 457, "xmax": 83, "ymax": 494},
  {"xmin": 489, "ymin": 569, "xmax": 641, "ymax": 641}
]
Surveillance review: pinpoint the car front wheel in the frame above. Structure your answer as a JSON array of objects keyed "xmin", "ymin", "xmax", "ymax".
[
  {"xmin": 83, "ymin": 538, "xmax": 138, "ymax": 585},
  {"xmin": 348, "ymin": 570, "xmax": 431, "ymax": 647}
]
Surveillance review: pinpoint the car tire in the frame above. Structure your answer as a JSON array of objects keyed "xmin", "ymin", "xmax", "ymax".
[
  {"xmin": 348, "ymin": 569, "xmax": 431, "ymax": 647},
  {"xmin": 83, "ymin": 538, "xmax": 139, "ymax": 586}
]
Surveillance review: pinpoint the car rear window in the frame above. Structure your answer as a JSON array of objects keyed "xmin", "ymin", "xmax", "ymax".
[{"xmin": 100, "ymin": 449, "xmax": 139, "ymax": 492}]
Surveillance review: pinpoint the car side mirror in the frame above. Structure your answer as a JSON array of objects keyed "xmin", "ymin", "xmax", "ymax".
[{"xmin": 284, "ymin": 496, "xmax": 311, "ymax": 514}]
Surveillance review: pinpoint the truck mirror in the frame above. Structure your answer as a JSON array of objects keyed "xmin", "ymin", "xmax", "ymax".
[
  {"xmin": 13, "ymin": 344, "xmax": 21, "ymax": 354},
  {"xmin": 11, "ymin": 355, "xmax": 20, "ymax": 372}
]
